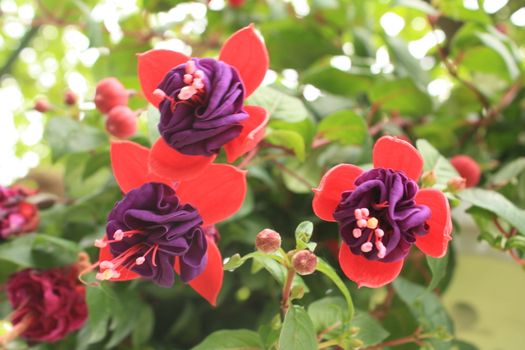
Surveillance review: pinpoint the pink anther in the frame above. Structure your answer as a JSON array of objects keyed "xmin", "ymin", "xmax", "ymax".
[{"xmin": 352, "ymin": 228, "xmax": 362, "ymax": 238}]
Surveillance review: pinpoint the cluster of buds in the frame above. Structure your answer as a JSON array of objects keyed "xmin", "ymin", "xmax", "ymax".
[
  {"xmin": 94, "ymin": 77, "xmax": 138, "ymax": 139},
  {"xmin": 33, "ymin": 90, "xmax": 78, "ymax": 113}
]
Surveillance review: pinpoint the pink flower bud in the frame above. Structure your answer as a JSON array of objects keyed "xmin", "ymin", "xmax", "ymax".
[
  {"xmin": 450, "ymin": 155, "xmax": 481, "ymax": 187},
  {"xmin": 255, "ymin": 229, "xmax": 281, "ymax": 253},
  {"xmin": 105, "ymin": 106, "xmax": 138, "ymax": 139},
  {"xmin": 34, "ymin": 99, "xmax": 50, "ymax": 113},
  {"xmin": 292, "ymin": 250, "xmax": 317, "ymax": 276},
  {"xmin": 94, "ymin": 77, "xmax": 129, "ymax": 114},
  {"xmin": 64, "ymin": 90, "xmax": 77, "ymax": 105}
]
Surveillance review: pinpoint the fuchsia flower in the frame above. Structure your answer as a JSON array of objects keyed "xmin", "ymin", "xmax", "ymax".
[
  {"xmin": 313, "ymin": 136, "xmax": 452, "ymax": 288},
  {"xmin": 5, "ymin": 267, "xmax": 87, "ymax": 343},
  {"xmin": 94, "ymin": 141, "xmax": 246, "ymax": 305},
  {"xmin": 137, "ymin": 25, "xmax": 269, "ymax": 180},
  {"xmin": 0, "ymin": 186, "xmax": 39, "ymax": 240}
]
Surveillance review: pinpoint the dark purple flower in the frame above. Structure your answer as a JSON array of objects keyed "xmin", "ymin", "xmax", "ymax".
[
  {"xmin": 334, "ymin": 168, "xmax": 430, "ymax": 263},
  {"xmin": 98, "ymin": 182, "xmax": 207, "ymax": 287},
  {"xmin": 0, "ymin": 186, "xmax": 39, "ymax": 240},
  {"xmin": 156, "ymin": 58, "xmax": 249, "ymax": 156},
  {"xmin": 6, "ymin": 267, "xmax": 87, "ymax": 343}
]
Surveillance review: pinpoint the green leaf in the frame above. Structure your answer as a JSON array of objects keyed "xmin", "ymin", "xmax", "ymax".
[
  {"xmin": 248, "ymin": 86, "xmax": 308, "ymax": 123},
  {"xmin": 426, "ymin": 253, "xmax": 449, "ymax": 291},
  {"xmin": 278, "ymin": 306, "xmax": 317, "ymax": 350},
  {"xmin": 393, "ymin": 277, "xmax": 453, "ymax": 335},
  {"xmin": 0, "ymin": 234, "xmax": 79, "ymax": 268},
  {"xmin": 416, "ymin": 139, "xmax": 459, "ymax": 189},
  {"xmin": 45, "ymin": 117, "xmax": 107, "ymax": 161},
  {"xmin": 146, "ymin": 104, "xmax": 160, "ymax": 144},
  {"xmin": 392, "ymin": 0, "xmax": 439, "ymax": 15},
  {"xmin": 435, "ymin": 0, "xmax": 491, "ymax": 24},
  {"xmin": 369, "ymin": 78, "xmax": 433, "ymax": 116},
  {"xmin": 295, "ymin": 221, "xmax": 314, "ymax": 249},
  {"xmin": 350, "ymin": 312, "xmax": 390, "ymax": 346},
  {"xmin": 506, "ymin": 235, "xmax": 525, "ymax": 251},
  {"xmin": 191, "ymin": 329, "xmax": 263, "ymax": 350},
  {"xmin": 131, "ymin": 304, "xmax": 154, "ymax": 347},
  {"xmin": 384, "ymin": 36, "xmax": 429, "ymax": 86},
  {"xmin": 308, "ymin": 297, "xmax": 346, "ymax": 333},
  {"xmin": 86, "ymin": 286, "xmax": 113, "ymax": 344},
  {"xmin": 265, "ymin": 129, "xmax": 305, "ymax": 161},
  {"xmin": 316, "ymin": 258, "xmax": 355, "ymax": 321},
  {"xmin": 252, "ymin": 255, "xmax": 309, "ymax": 294},
  {"xmin": 302, "ymin": 65, "xmax": 373, "ymax": 98},
  {"xmin": 317, "ymin": 110, "xmax": 368, "ymax": 146},
  {"xmin": 458, "ymin": 188, "xmax": 525, "ymax": 235},
  {"xmin": 491, "ymin": 158, "xmax": 525, "ymax": 187},
  {"xmin": 474, "ymin": 32, "xmax": 520, "ymax": 80}
]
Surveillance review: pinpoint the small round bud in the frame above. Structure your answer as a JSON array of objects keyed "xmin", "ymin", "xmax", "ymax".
[
  {"xmin": 421, "ymin": 170, "xmax": 437, "ymax": 187},
  {"xmin": 94, "ymin": 77, "xmax": 129, "ymax": 113},
  {"xmin": 292, "ymin": 250, "xmax": 317, "ymax": 276},
  {"xmin": 105, "ymin": 106, "xmax": 138, "ymax": 139},
  {"xmin": 447, "ymin": 176, "xmax": 466, "ymax": 192},
  {"xmin": 64, "ymin": 90, "xmax": 77, "ymax": 105},
  {"xmin": 34, "ymin": 99, "xmax": 50, "ymax": 112},
  {"xmin": 228, "ymin": 0, "xmax": 246, "ymax": 7},
  {"xmin": 450, "ymin": 155, "xmax": 481, "ymax": 187},
  {"xmin": 255, "ymin": 228, "xmax": 281, "ymax": 253}
]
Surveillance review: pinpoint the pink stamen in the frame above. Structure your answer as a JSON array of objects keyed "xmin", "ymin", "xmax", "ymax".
[
  {"xmin": 192, "ymin": 78, "xmax": 204, "ymax": 89},
  {"xmin": 153, "ymin": 89, "xmax": 167, "ymax": 100},
  {"xmin": 183, "ymin": 74, "xmax": 193, "ymax": 84},
  {"xmin": 94, "ymin": 239, "xmax": 107, "ymax": 248},
  {"xmin": 352, "ymin": 228, "xmax": 362, "ymax": 238},
  {"xmin": 114, "ymin": 230, "xmax": 124, "ymax": 241},
  {"xmin": 100, "ymin": 261, "xmax": 114, "ymax": 270},
  {"xmin": 354, "ymin": 209, "xmax": 363, "ymax": 220},
  {"xmin": 357, "ymin": 219, "xmax": 367, "ymax": 228},
  {"xmin": 151, "ymin": 244, "xmax": 159, "ymax": 267},
  {"xmin": 135, "ymin": 256, "xmax": 145, "ymax": 265},
  {"xmin": 185, "ymin": 60, "xmax": 196, "ymax": 74},
  {"xmin": 194, "ymin": 69, "xmax": 204, "ymax": 79},
  {"xmin": 178, "ymin": 86, "xmax": 197, "ymax": 100},
  {"xmin": 361, "ymin": 242, "xmax": 373, "ymax": 252},
  {"xmin": 376, "ymin": 241, "xmax": 386, "ymax": 259},
  {"xmin": 366, "ymin": 217, "xmax": 378, "ymax": 229},
  {"xmin": 361, "ymin": 208, "xmax": 370, "ymax": 217},
  {"xmin": 375, "ymin": 228, "xmax": 384, "ymax": 238}
]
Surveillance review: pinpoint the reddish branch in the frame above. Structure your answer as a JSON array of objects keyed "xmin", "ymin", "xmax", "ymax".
[{"xmin": 362, "ymin": 328, "xmax": 425, "ymax": 350}]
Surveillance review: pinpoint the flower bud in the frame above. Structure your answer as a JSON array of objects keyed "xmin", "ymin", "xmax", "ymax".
[
  {"xmin": 64, "ymin": 90, "xmax": 77, "ymax": 105},
  {"xmin": 94, "ymin": 77, "xmax": 129, "ymax": 113},
  {"xmin": 450, "ymin": 155, "xmax": 481, "ymax": 187},
  {"xmin": 255, "ymin": 228, "xmax": 281, "ymax": 253},
  {"xmin": 421, "ymin": 170, "xmax": 437, "ymax": 187},
  {"xmin": 34, "ymin": 99, "xmax": 50, "ymax": 113},
  {"xmin": 292, "ymin": 250, "xmax": 317, "ymax": 276},
  {"xmin": 228, "ymin": 0, "xmax": 246, "ymax": 7},
  {"xmin": 105, "ymin": 106, "xmax": 138, "ymax": 139},
  {"xmin": 447, "ymin": 176, "xmax": 466, "ymax": 192}
]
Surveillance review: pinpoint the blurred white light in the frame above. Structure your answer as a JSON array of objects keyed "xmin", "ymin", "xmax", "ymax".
[
  {"xmin": 21, "ymin": 152, "xmax": 39, "ymax": 169},
  {"xmin": 420, "ymin": 56, "xmax": 436, "ymax": 71},
  {"xmin": 303, "ymin": 84, "xmax": 321, "ymax": 102},
  {"xmin": 511, "ymin": 8, "xmax": 525, "ymax": 26},
  {"xmin": 38, "ymin": 72, "xmax": 56, "ymax": 88},
  {"xmin": 208, "ymin": 0, "xmax": 225, "ymax": 11},
  {"xmin": 154, "ymin": 39, "xmax": 191, "ymax": 56},
  {"xmin": 408, "ymin": 30, "xmax": 445, "ymax": 59},
  {"xmin": 292, "ymin": 0, "xmax": 310, "ymax": 17},
  {"xmin": 464, "ymin": 0, "xmax": 479, "ymax": 10},
  {"xmin": 20, "ymin": 117, "xmax": 43, "ymax": 147},
  {"xmin": 43, "ymin": 57, "xmax": 58, "ymax": 72},
  {"xmin": 411, "ymin": 17, "xmax": 427, "ymax": 31},
  {"xmin": 427, "ymin": 78, "xmax": 453, "ymax": 101},
  {"xmin": 67, "ymin": 72, "xmax": 88, "ymax": 95},
  {"xmin": 0, "ymin": 0, "xmax": 17, "ymax": 13},
  {"xmin": 20, "ymin": 48, "xmax": 36, "ymax": 63},
  {"xmin": 380, "ymin": 12, "xmax": 405, "ymax": 37},
  {"xmin": 342, "ymin": 42, "xmax": 354, "ymax": 55},
  {"xmin": 3, "ymin": 22, "xmax": 25, "ymax": 38},
  {"xmin": 371, "ymin": 46, "xmax": 393, "ymax": 74},
  {"xmin": 79, "ymin": 48, "xmax": 100, "ymax": 67},
  {"xmin": 330, "ymin": 55, "xmax": 352, "ymax": 71},
  {"xmin": 282, "ymin": 69, "xmax": 299, "ymax": 89},
  {"xmin": 64, "ymin": 29, "xmax": 90, "ymax": 51},
  {"xmin": 484, "ymin": 0, "xmax": 508, "ymax": 14},
  {"xmin": 262, "ymin": 70, "xmax": 277, "ymax": 86},
  {"xmin": 18, "ymin": 4, "xmax": 35, "ymax": 21}
]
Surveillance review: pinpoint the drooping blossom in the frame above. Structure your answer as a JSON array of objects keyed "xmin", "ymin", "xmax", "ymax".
[
  {"xmin": 313, "ymin": 136, "xmax": 452, "ymax": 288},
  {"xmin": 137, "ymin": 24, "xmax": 269, "ymax": 180},
  {"xmin": 3, "ymin": 266, "xmax": 87, "ymax": 344},
  {"xmin": 0, "ymin": 186, "xmax": 39, "ymax": 240},
  {"xmin": 92, "ymin": 141, "xmax": 246, "ymax": 305}
]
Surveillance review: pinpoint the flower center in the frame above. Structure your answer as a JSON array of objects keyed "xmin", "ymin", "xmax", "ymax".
[{"xmin": 334, "ymin": 168, "xmax": 430, "ymax": 262}]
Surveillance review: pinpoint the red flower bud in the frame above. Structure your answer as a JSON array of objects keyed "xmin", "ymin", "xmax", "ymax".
[
  {"xmin": 33, "ymin": 99, "xmax": 50, "ymax": 113},
  {"xmin": 228, "ymin": 0, "xmax": 246, "ymax": 7},
  {"xmin": 105, "ymin": 106, "xmax": 138, "ymax": 139},
  {"xmin": 255, "ymin": 228, "xmax": 281, "ymax": 253},
  {"xmin": 64, "ymin": 90, "xmax": 77, "ymax": 105},
  {"xmin": 94, "ymin": 77, "xmax": 129, "ymax": 113},
  {"xmin": 450, "ymin": 155, "xmax": 481, "ymax": 187},
  {"xmin": 292, "ymin": 250, "xmax": 317, "ymax": 276}
]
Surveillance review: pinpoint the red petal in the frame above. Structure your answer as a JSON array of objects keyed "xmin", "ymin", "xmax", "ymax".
[
  {"xmin": 224, "ymin": 105, "xmax": 269, "ymax": 163},
  {"xmin": 415, "ymin": 189, "xmax": 452, "ymax": 258},
  {"xmin": 175, "ymin": 236, "xmax": 223, "ymax": 306},
  {"xmin": 98, "ymin": 244, "xmax": 139, "ymax": 281},
  {"xmin": 373, "ymin": 136, "xmax": 423, "ymax": 181},
  {"xmin": 177, "ymin": 164, "xmax": 247, "ymax": 226},
  {"xmin": 312, "ymin": 164, "xmax": 363, "ymax": 222},
  {"xmin": 339, "ymin": 244, "xmax": 404, "ymax": 288},
  {"xmin": 137, "ymin": 49, "xmax": 189, "ymax": 107},
  {"xmin": 149, "ymin": 138, "xmax": 215, "ymax": 181},
  {"xmin": 110, "ymin": 141, "xmax": 150, "ymax": 193},
  {"xmin": 219, "ymin": 24, "xmax": 269, "ymax": 98}
]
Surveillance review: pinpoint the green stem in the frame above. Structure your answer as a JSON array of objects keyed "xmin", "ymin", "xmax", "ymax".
[{"xmin": 0, "ymin": 25, "xmax": 40, "ymax": 78}]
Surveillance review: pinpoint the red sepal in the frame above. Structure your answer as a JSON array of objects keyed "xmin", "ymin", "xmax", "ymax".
[
  {"xmin": 415, "ymin": 189, "xmax": 452, "ymax": 258},
  {"xmin": 224, "ymin": 105, "xmax": 268, "ymax": 163},
  {"xmin": 313, "ymin": 164, "xmax": 363, "ymax": 222},
  {"xmin": 219, "ymin": 24, "xmax": 269, "ymax": 98},
  {"xmin": 177, "ymin": 164, "xmax": 247, "ymax": 226},
  {"xmin": 110, "ymin": 141, "xmax": 150, "ymax": 193},
  {"xmin": 339, "ymin": 244, "xmax": 404, "ymax": 288},
  {"xmin": 98, "ymin": 244, "xmax": 140, "ymax": 281},
  {"xmin": 149, "ymin": 138, "xmax": 215, "ymax": 181},
  {"xmin": 373, "ymin": 136, "xmax": 423, "ymax": 181},
  {"xmin": 137, "ymin": 49, "xmax": 189, "ymax": 107},
  {"xmin": 175, "ymin": 236, "xmax": 223, "ymax": 306}
]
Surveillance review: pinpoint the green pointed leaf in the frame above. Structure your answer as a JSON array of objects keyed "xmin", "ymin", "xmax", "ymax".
[
  {"xmin": 192, "ymin": 329, "xmax": 263, "ymax": 350},
  {"xmin": 317, "ymin": 110, "xmax": 368, "ymax": 146},
  {"xmin": 316, "ymin": 258, "xmax": 354, "ymax": 321},
  {"xmin": 278, "ymin": 306, "xmax": 317, "ymax": 350}
]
